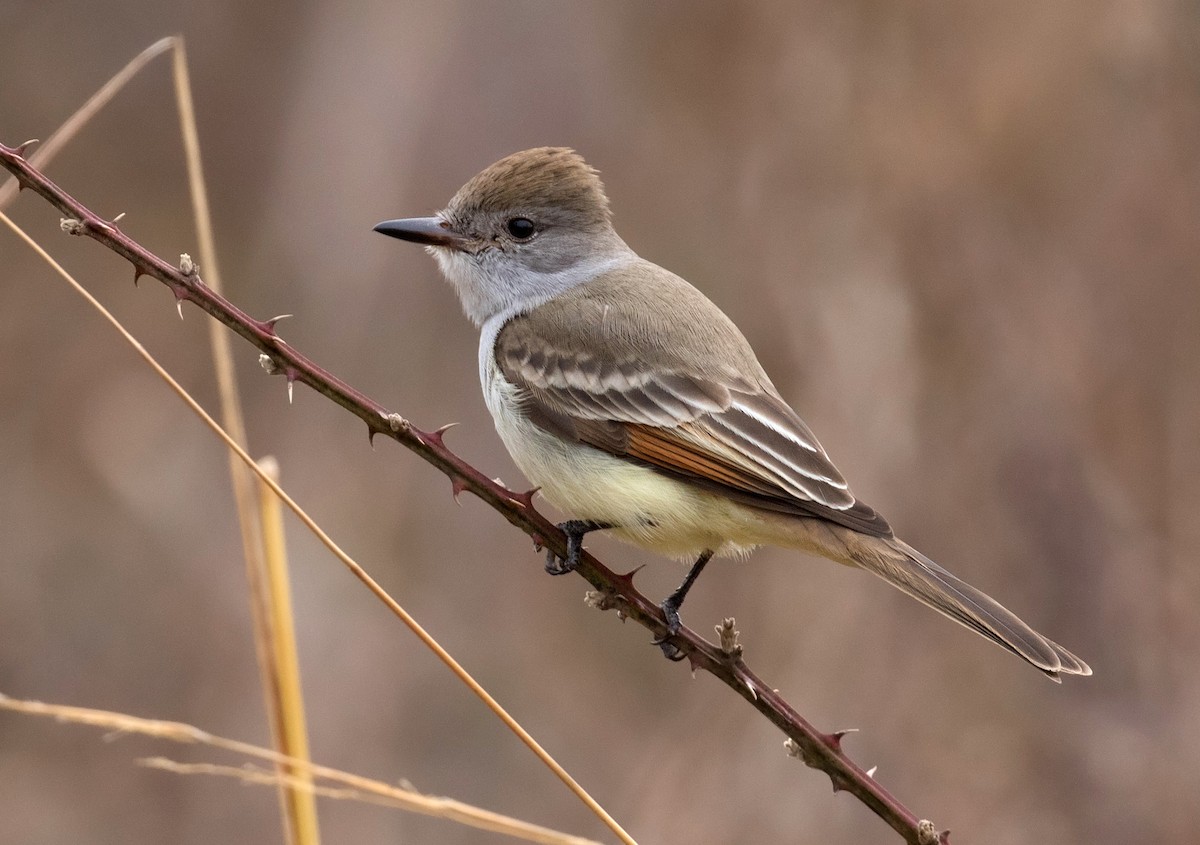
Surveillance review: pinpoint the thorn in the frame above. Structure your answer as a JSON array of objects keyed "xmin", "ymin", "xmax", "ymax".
[
  {"xmin": 169, "ymin": 282, "xmax": 190, "ymax": 319},
  {"xmin": 424, "ymin": 422, "xmax": 458, "ymax": 448},
  {"xmin": 828, "ymin": 728, "xmax": 859, "ymax": 751},
  {"xmin": 866, "ymin": 765, "xmax": 877, "ymax": 779},
  {"xmin": 531, "ymin": 533, "xmax": 545, "ymax": 552},
  {"xmin": 510, "ymin": 486, "xmax": 540, "ymax": 509},
  {"xmin": 368, "ymin": 427, "xmax": 378, "ymax": 447},
  {"xmin": 830, "ymin": 774, "xmax": 845, "ymax": 794},
  {"xmin": 15, "ymin": 138, "xmax": 40, "ymax": 156},
  {"xmin": 501, "ymin": 483, "xmax": 536, "ymax": 507},
  {"xmin": 742, "ymin": 675, "xmax": 758, "ymax": 701},
  {"xmin": 60, "ymin": 218, "xmax": 85, "ymax": 235},
  {"xmin": 610, "ymin": 564, "xmax": 644, "ymax": 591},
  {"xmin": 282, "ymin": 368, "xmax": 299, "ymax": 404},
  {"xmin": 179, "ymin": 253, "xmax": 199, "ymax": 276},
  {"xmin": 132, "ymin": 266, "xmax": 144, "ymax": 287},
  {"xmin": 262, "ymin": 314, "xmax": 293, "ymax": 335},
  {"xmin": 450, "ymin": 476, "xmax": 469, "ymax": 503},
  {"xmin": 110, "ymin": 211, "xmax": 127, "ymax": 225}
]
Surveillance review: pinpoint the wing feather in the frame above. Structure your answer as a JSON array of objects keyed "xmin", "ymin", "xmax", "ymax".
[{"xmin": 493, "ymin": 270, "xmax": 892, "ymax": 537}]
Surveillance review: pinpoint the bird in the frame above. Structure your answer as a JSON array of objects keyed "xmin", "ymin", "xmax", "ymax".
[{"xmin": 374, "ymin": 147, "xmax": 1091, "ymax": 680}]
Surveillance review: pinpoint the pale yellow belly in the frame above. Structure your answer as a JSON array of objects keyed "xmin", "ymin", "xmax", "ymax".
[{"xmin": 484, "ymin": 368, "xmax": 792, "ymax": 559}]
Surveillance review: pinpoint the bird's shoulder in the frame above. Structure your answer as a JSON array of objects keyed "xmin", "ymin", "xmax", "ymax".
[{"xmin": 495, "ymin": 259, "xmax": 767, "ymax": 388}]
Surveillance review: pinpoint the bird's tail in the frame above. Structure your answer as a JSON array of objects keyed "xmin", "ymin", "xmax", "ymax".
[{"xmin": 834, "ymin": 530, "xmax": 1091, "ymax": 680}]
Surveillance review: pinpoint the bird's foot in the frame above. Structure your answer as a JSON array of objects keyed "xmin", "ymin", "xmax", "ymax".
[
  {"xmin": 544, "ymin": 520, "xmax": 611, "ymax": 575},
  {"xmin": 652, "ymin": 596, "xmax": 688, "ymax": 660},
  {"xmin": 649, "ymin": 550, "xmax": 713, "ymax": 661}
]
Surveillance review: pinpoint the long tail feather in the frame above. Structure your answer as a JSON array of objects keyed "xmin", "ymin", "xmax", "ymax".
[{"xmin": 846, "ymin": 534, "xmax": 1091, "ymax": 680}]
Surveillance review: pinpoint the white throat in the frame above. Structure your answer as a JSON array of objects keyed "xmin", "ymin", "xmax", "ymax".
[{"xmin": 433, "ymin": 243, "xmax": 636, "ymax": 327}]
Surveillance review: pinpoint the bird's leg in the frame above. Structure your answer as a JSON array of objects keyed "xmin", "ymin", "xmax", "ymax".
[
  {"xmin": 653, "ymin": 549, "xmax": 714, "ymax": 657},
  {"xmin": 545, "ymin": 520, "xmax": 613, "ymax": 575}
]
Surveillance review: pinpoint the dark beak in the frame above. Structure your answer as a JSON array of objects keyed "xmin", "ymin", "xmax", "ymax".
[{"xmin": 373, "ymin": 216, "xmax": 468, "ymax": 248}]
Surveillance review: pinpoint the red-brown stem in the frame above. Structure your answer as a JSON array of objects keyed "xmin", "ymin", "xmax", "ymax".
[{"xmin": 0, "ymin": 142, "xmax": 948, "ymax": 845}]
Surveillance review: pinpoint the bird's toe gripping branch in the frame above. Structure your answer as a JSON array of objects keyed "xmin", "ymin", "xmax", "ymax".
[{"xmin": 544, "ymin": 519, "xmax": 612, "ymax": 576}]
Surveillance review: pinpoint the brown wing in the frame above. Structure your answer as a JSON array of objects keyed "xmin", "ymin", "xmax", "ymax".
[
  {"xmin": 494, "ymin": 264, "xmax": 893, "ymax": 538},
  {"xmin": 578, "ymin": 387, "xmax": 891, "ymax": 537}
]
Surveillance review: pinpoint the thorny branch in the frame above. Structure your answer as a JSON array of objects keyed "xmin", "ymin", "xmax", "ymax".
[{"xmin": 1, "ymin": 141, "xmax": 948, "ymax": 845}]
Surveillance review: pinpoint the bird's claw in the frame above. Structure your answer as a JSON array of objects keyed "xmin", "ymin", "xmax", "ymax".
[
  {"xmin": 651, "ymin": 599, "xmax": 687, "ymax": 660},
  {"xmin": 544, "ymin": 546, "xmax": 577, "ymax": 575},
  {"xmin": 656, "ymin": 640, "xmax": 687, "ymax": 661},
  {"xmin": 544, "ymin": 520, "xmax": 606, "ymax": 575}
]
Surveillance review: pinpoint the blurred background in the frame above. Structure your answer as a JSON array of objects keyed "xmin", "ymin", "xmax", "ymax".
[{"xmin": 2, "ymin": 2, "xmax": 1198, "ymax": 843}]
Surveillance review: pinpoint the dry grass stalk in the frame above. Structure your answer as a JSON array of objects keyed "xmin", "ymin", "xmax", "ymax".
[
  {"xmin": 0, "ymin": 693, "xmax": 601, "ymax": 845},
  {"xmin": 0, "ymin": 203, "xmax": 636, "ymax": 845}
]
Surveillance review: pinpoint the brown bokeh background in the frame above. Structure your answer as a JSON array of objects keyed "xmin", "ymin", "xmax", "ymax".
[{"xmin": 2, "ymin": 3, "xmax": 1198, "ymax": 843}]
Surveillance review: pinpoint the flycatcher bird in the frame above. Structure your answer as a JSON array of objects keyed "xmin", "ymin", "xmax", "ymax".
[{"xmin": 375, "ymin": 147, "xmax": 1091, "ymax": 680}]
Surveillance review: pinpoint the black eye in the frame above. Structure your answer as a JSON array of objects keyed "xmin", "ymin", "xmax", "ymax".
[{"xmin": 505, "ymin": 217, "xmax": 536, "ymax": 240}]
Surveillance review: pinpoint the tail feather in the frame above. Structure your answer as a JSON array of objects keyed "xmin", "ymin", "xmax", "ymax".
[{"xmin": 849, "ymin": 535, "xmax": 1092, "ymax": 680}]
